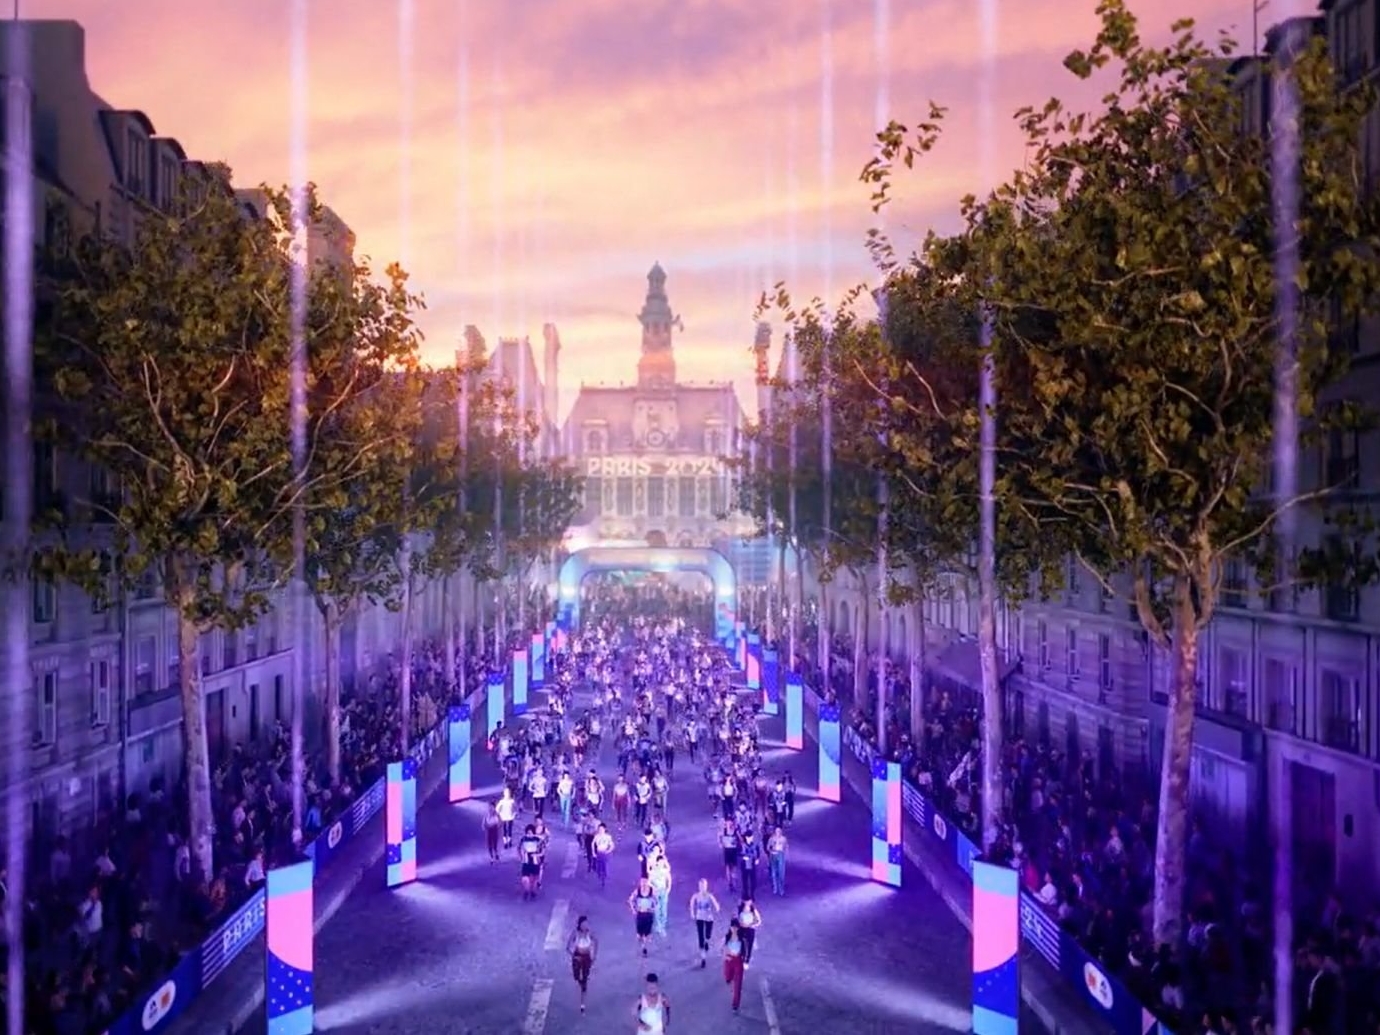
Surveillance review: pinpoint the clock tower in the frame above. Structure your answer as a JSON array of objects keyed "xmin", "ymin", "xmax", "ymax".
[{"xmin": 636, "ymin": 262, "xmax": 680, "ymax": 389}]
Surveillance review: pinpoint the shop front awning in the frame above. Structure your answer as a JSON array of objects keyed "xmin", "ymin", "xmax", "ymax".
[{"xmin": 932, "ymin": 639, "xmax": 1019, "ymax": 691}]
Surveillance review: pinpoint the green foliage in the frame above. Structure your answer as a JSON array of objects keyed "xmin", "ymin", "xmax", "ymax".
[
  {"xmin": 37, "ymin": 176, "xmax": 429, "ymax": 628},
  {"xmin": 949, "ymin": 3, "xmax": 1380, "ymax": 644},
  {"xmin": 737, "ymin": 298, "xmax": 884, "ymax": 584}
]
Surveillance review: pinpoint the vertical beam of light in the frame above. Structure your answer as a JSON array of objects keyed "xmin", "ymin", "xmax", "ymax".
[
  {"xmin": 395, "ymin": 0, "xmax": 417, "ymax": 755},
  {"xmin": 287, "ymin": 0, "xmax": 310, "ymax": 841},
  {"xmin": 398, "ymin": 0, "xmax": 414, "ymax": 270},
  {"xmin": 872, "ymin": 0, "xmax": 891, "ymax": 756},
  {"xmin": 3, "ymin": 27, "xmax": 34, "ymax": 1035},
  {"xmin": 975, "ymin": 0, "xmax": 1001, "ymax": 853},
  {"xmin": 454, "ymin": 42, "xmax": 471, "ymax": 694},
  {"xmin": 818, "ymin": 0, "xmax": 835, "ymax": 675},
  {"xmin": 786, "ymin": 85, "xmax": 801, "ymax": 672},
  {"xmin": 762, "ymin": 137, "xmax": 776, "ymax": 646},
  {"xmin": 490, "ymin": 56, "xmax": 506, "ymax": 655},
  {"xmin": 1268, "ymin": 16, "xmax": 1304, "ymax": 1034},
  {"xmin": 490, "ymin": 57, "xmax": 505, "ymax": 338}
]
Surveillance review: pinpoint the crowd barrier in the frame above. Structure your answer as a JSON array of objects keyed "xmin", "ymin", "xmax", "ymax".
[
  {"xmin": 105, "ymin": 686, "xmax": 483, "ymax": 1035},
  {"xmin": 819, "ymin": 694, "xmax": 1174, "ymax": 1035}
]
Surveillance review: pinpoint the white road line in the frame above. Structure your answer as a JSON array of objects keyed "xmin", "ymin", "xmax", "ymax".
[
  {"xmin": 760, "ymin": 977, "xmax": 783, "ymax": 1035},
  {"xmin": 544, "ymin": 898, "xmax": 570, "ymax": 950},
  {"xmin": 522, "ymin": 977, "xmax": 554, "ymax": 1035},
  {"xmin": 561, "ymin": 840, "xmax": 579, "ymax": 879}
]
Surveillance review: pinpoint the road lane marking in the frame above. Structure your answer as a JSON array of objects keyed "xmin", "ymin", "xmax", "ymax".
[
  {"xmin": 544, "ymin": 898, "xmax": 570, "ymax": 950},
  {"xmin": 761, "ymin": 977, "xmax": 783, "ymax": 1034},
  {"xmin": 522, "ymin": 978, "xmax": 554, "ymax": 1034},
  {"xmin": 561, "ymin": 840, "xmax": 579, "ymax": 879}
]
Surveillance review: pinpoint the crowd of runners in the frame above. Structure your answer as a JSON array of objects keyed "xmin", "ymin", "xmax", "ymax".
[{"xmin": 480, "ymin": 610, "xmax": 793, "ymax": 1028}]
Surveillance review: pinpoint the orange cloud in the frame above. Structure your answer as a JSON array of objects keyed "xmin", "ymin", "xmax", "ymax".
[{"xmin": 31, "ymin": 0, "xmax": 1258, "ymax": 417}]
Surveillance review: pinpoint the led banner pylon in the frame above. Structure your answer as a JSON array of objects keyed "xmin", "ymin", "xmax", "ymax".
[
  {"xmin": 746, "ymin": 632, "xmax": 761, "ymax": 691},
  {"xmin": 735, "ymin": 622, "xmax": 747, "ymax": 669},
  {"xmin": 448, "ymin": 704, "xmax": 472, "ymax": 803},
  {"xmin": 486, "ymin": 671, "xmax": 504, "ymax": 736},
  {"xmin": 530, "ymin": 632, "xmax": 545, "ymax": 686},
  {"xmin": 972, "ymin": 859, "xmax": 1020, "ymax": 1035},
  {"xmin": 385, "ymin": 759, "xmax": 418, "ymax": 888},
  {"xmin": 784, "ymin": 673, "xmax": 803, "ymax": 750},
  {"xmin": 817, "ymin": 701, "xmax": 841, "ymax": 803},
  {"xmin": 266, "ymin": 859, "xmax": 314, "ymax": 1035},
  {"xmin": 870, "ymin": 757, "xmax": 902, "ymax": 887},
  {"xmin": 762, "ymin": 646, "xmax": 780, "ymax": 716},
  {"xmin": 512, "ymin": 649, "xmax": 529, "ymax": 716}
]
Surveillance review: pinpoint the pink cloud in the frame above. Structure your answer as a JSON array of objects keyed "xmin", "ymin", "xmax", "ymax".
[{"xmin": 30, "ymin": 0, "xmax": 1259, "ymax": 415}]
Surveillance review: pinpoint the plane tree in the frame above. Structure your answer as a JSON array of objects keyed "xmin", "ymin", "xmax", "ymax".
[
  {"xmin": 36, "ymin": 175, "xmax": 420, "ymax": 879},
  {"xmin": 922, "ymin": 2, "xmax": 1380, "ymax": 942}
]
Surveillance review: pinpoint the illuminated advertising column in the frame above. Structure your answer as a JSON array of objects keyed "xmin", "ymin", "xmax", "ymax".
[
  {"xmin": 870, "ymin": 757, "xmax": 902, "ymax": 887},
  {"xmin": 762, "ymin": 646, "xmax": 780, "ymax": 716},
  {"xmin": 265, "ymin": 859, "xmax": 314, "ymax": 1035},
  {"xmin": 735, "ymin": 621, "xmax": 747, "ymax": 669},
  {"xmin": 817, "ymin": 701, "xmax": 841, "ymax": 803},
  {"xmin": 512, "ymin": 649, "xmax": 529, "ymax": 716},
  {"xmin": 530, "ymin": 631, "xmax": 545, "ymax": 686},
  {"xmin": 746, "ymin": 632, "xmax": 762, "ymax": 692},
  {"xmin": 486, "ymin": 671, "xmax": 504, "ymax": 736},
  {"xmin": 447, "ymin": 704, "xmax": 472, "ymax": 803},
  {"xmin": 385, "ymin": 759, "xmax": 418, "ymax": 888},
  {"xmin": 784, "ymin": 672, "xmax": 803, "ymax": 749},
  {"xmin": 972, "ymin": 859, "xmax": 1020, "ymax": 1035}
]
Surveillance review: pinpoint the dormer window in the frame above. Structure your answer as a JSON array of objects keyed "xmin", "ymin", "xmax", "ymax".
[
  {"xmin": 159, "ymin": 156, "xmax": 179, "ymax": 211},
  {"xmin": 583, "ymin": 427, "xmax": 607, "ymax": 454},
  {"xmin": 704, "ymin": 425, "xmax": 724, "ymax": 456},
  {"xmin": 125, "ymin": 129, "xmax": 147, "ymax": 195}
]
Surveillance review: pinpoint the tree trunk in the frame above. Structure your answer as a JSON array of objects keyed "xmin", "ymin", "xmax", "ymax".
[
  {"xmin": 776, "ymin": 539, "xmax": 788, "ymax": 648},
  {"xmin": 1151, "ymin": 577, "xmax": 1200, "ymax": 948},
  {"xmin": 909, "ymin": 597, "xmax": 927, "ymax": 740},
  {"xmin": 875, "ymin": 596, "xmax": 889, "ymax": 757},
  {"xmin": 173, "ymin": 584, "xmax": 215, "ymax": 882},
  {"xmin": 457, "ymin": 571, "xmax": 468, "ymax": 694},
  {"xmin": 443, "ymin": 575, "xmax": 457, "ymax": 695},
  {"xmin": 818, "ymin": 577, "xmax": 830, "ymax": 679},
  {"xmin": 790, "ymin": 543, "xmax": 804, "ymax": 671},
  {"xmin": 977, "ymin": 326, "xmax": 1004, "ymax": 854},
  {"xmin": 323, "ymin": 599, "xmax": 343, "ymax": 786},
  {"xmin": 399, "ymin": 546, "xmax": 415, "ymax": 758},
  {"xmin": 852, "ymin": 577, "xmax": 869, "ymax": 704}
]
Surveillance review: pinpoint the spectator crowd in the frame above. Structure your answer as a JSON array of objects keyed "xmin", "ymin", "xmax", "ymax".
[
  {"xmin": 7, "ymin": 633, "xmax": 505, "ymax": 1035},
  {"xmin": 795, "ymin": 619, "xmax": 1379, "ymax": 1035}
]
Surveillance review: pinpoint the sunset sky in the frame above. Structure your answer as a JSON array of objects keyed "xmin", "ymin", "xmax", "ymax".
[{"xmin": 34, "ymin": 0, "xmax": 1279, "ymax": 418}]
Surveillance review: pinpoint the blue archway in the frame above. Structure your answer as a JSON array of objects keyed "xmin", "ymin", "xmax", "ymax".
[{"xmin": 557, "ymin": 546, "xmax": 737, "ymax": 640}]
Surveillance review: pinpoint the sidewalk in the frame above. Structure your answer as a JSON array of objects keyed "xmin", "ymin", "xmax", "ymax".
[
  {"xmin": 801, "ymin": 703, "xmax": 1104, "ymax": 1035},
  {"xmin": 166, "ymin": 722, "xmax": 474, "ymax": 1035}
]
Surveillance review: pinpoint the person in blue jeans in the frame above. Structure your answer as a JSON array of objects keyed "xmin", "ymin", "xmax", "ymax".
[{"xmin": 767, "ymin": 826, "xmax": 788, "ymax": 895}]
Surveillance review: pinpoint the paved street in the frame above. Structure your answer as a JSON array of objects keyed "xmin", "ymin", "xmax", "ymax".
[{"xmin": 282, "ymin": 687, "xmax": 977, "ymax": 1034}]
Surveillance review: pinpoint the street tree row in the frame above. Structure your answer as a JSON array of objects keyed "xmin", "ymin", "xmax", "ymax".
[
  {"xmin": 30, "ymin": 170, "xmax": 580, "ymax": 880},
  {"xmin": 739, "ymin": 2, "xmax": 1380, "ymax": 951}
]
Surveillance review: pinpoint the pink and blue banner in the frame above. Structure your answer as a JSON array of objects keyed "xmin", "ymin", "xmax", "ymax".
[
  {"xmin": 745, "ymin": 632, "xmax": 761, "ymax": 691},
  {"xmin": 817, "ymin": 701, "xmax": 841, "ymax": 802},
  {"xmin": 735, "ymin": 622, "xmax": 747, "ymax": 669},
  {"xmin": 530, "ymin": 631, "xmax": 545, "ymax": 686},
  {"xmin": 486, "ymin": 671, "xmax": 504, "ymax": 735},
  {"xmin": 973, "ymin": 859, "xmax": 1020, "ymax": 1035},
  {"xmin": 385, "ymin": 759, "xmax": 418, "ymax": 888},
  {"xmin": 784, "ymin": 672, "xmax": 803, "ymax": 749},
  {"xmin": 870, "ymin": 757, "xmax": 902, "ymax": 887},
  {"xmin": 448, "ymin": 704, "xmax": 472, "ymax": 803},
  {"xmin": 511, "ymin": 649, "xmax": 529, "ymax": 716},
  {"xmin": 265, "ymin": 859, "xmax": 314, "ymax": 1035},
  {"xmin": 762, "ymin": 646, "xmax": 780, "ymax": 716}
]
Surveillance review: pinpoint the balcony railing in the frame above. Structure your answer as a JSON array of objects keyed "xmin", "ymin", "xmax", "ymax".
[{"xmin": 127, "ymin": 686, "xmax": 182, "ymax": 739}]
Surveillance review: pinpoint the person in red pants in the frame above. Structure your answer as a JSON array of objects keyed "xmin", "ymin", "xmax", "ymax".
[{"xmin": 722, "ymin": 917, "xmax": 746, "ymax": 1013}]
